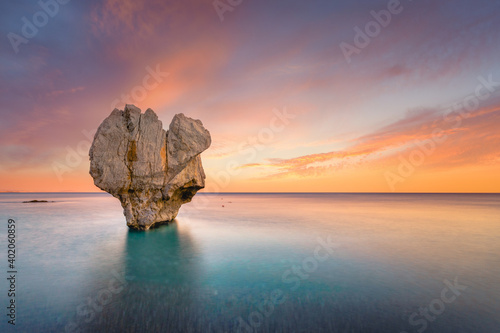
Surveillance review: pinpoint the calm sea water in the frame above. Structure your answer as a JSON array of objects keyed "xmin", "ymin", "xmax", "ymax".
[{"xmin": 0, "ymin": 193, "xmax": 499, "ymax": 333}]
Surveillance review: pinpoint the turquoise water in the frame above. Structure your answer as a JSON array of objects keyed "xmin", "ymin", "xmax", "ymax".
[{"xmin": 1, "ymin": 193, "xmax": 499, "ymax": 332}]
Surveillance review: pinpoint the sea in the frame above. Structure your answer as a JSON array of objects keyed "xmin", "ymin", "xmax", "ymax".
[{"xmin": 0, "ymin": 192, "xmax": 499, "ymax": 333}]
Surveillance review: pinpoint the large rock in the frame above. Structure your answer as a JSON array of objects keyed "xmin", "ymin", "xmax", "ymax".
[{"xmin": 89, "ymin": 105, "xmax": 211, "ymax": 230}]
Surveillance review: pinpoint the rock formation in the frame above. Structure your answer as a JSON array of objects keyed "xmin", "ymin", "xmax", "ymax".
[{"xmin": 89, "ymin": 104, "xmax": 211, "ymax": 230}]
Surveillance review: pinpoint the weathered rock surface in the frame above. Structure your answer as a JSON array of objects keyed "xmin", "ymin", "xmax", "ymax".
[{"xmin": 89, "ymin": 104, "xmax": 211, "ymax": 230}]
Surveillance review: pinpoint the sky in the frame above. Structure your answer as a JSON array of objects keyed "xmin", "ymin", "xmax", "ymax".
[{"xmin": 0, "ymin": 0, "xmax": 499, "ymax": 193}]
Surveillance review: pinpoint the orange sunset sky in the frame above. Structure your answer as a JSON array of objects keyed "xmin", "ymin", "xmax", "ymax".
[{"xmin": 1, "ymin": 0, "xmax": 499, "ymax": 192}]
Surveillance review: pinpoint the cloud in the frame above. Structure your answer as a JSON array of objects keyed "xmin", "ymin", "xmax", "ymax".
[{"xmin": 248, "ymin": 102, "xmax": 500, "ymax": 179}]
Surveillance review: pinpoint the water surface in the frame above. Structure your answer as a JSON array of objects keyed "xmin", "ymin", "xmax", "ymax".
[{"xmin": 1, "ymin": 193, "xmax": 499, "ymax": 332}]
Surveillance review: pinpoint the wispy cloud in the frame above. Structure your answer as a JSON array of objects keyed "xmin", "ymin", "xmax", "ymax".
[{"xmin": 247, "ymin": 103, "xmax": 500, "ymax": 179}]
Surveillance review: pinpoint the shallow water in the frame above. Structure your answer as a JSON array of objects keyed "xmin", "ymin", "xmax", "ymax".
[{"xmin": 1, "ymin": 193, "xmax": 499, "ymax": 332}]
